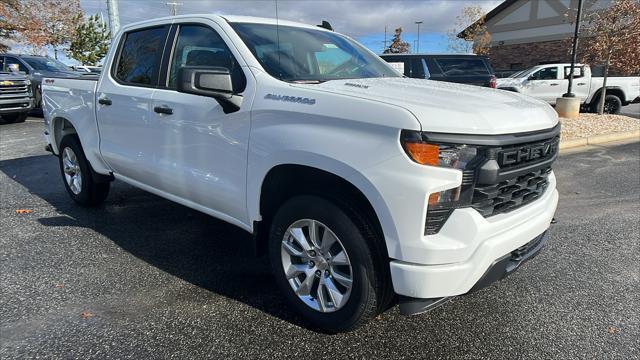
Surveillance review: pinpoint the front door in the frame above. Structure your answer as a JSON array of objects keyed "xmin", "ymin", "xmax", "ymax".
[
  {"xmin": 526, "ymin": 66, "xmax": 561, "ymax": 103},
  {"xmin": 148, "ymin": 22, "xmax": 254, "ymax": 224}
]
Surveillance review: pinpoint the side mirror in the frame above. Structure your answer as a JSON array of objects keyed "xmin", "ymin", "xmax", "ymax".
[{"xmin": 177, "ymin": 66, "xmax": 241, "ymax": 113}]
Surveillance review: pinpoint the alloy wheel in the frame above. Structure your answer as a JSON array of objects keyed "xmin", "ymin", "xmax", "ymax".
[
  {"xmin": 280, "ymin": 219, "xmax": 353, "ymax": 312},
  {"xmin": 62, "ymin": 147, "xmax": 82, "ymax": 195}
]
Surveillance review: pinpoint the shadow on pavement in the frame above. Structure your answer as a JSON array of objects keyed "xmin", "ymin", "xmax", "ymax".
[{"xmin": 0, "ymin": 154, "xmax": 308, "ymax": 328}]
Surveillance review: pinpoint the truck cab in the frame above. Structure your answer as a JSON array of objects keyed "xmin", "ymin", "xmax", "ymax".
[
  {"xmin": 42, "ymin": 15, "xmax": 559, "ymax": 332},
  {"xmin": 496, "ymin": 63, "xmax": 640, "ymax": 113}
]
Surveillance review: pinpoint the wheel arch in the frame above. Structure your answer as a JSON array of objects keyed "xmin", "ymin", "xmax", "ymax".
[
  {"xmin": 587, "ymin": 86, "xmax": 626, "ymax": 105},
  {"xmin": 251, "ymin": 159, "xmax": 398, "ymax": 261},
  {"xmin": 51, "ymin": 116, "xmax": 78, "ymax": 155}
]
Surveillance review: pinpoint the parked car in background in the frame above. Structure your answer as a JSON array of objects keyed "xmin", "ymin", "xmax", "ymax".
[
  {"xmin": 496, "ymin": 63, "xmax": 640, "ymax": 114},
  {"xmin": 0, "ymin": 54, "xmax": 84, "ymax": 110},
  {"xmin": 380, "ymin": 54, "xmax": 497, "ymax": 88},
  {"xmin": 0, "ymin": 66, "xmax": 33, "ymax": 123},
  {"xmin": 72, "ymin": 65, "xmax": 102, "ymax": 74},
  {"xmin": 43, "ymin": 15, "xmax": 559, "ymax": 332}
]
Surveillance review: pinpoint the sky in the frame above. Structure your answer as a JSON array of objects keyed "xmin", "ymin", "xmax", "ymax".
[{"xmin": 23, "ymin": 0, "xmax": 504, "ymax": 64}]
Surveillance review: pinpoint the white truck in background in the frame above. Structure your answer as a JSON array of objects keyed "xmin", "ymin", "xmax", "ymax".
[
  {"xmin": 496, "ymin": 63, "xmax": 640, "ymax": 114},
  {"xmin": 42, "ymin": 15, "xmax": 560, "ymax": 332}
]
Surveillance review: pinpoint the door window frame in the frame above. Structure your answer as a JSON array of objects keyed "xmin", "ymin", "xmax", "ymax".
[
  {"xmin": 160, "ymin": 22, "xmax": 248, "ymax": 93},
  {"xmin": 110, "ymin": 24, "xmax": 171, "ymax": 89}
]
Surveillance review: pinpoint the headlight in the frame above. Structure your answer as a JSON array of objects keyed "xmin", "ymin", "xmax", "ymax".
[
  {"xmin": 401, "ymin": 131, "xmax": 478, "ymax": 169},
  {"xmin": 401, "ymin": 130, "xmax": 482, "ymax": 234}
]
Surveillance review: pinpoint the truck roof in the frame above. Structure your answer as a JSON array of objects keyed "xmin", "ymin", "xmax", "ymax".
[{"xmin": 120, "ymin": 14, "xmax": 332, "ymax": 33}]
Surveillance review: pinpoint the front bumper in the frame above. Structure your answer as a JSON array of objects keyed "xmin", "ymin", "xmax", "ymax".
[
  {"xmin": 389, "ymin": 181, "xmax": 558, "ymax": 299},
  {"xmin": 0, "ymin": 96, "xmax": 33, "ymax": 114},
  {"xmin": 399, "ymin": 230, "xmax": 549, "ymax": 315}
]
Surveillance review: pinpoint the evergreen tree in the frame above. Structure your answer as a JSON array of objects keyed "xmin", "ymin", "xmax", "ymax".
[{"xmin": 68, "ymin": 14, "xmax": 111, "ymax": 66}]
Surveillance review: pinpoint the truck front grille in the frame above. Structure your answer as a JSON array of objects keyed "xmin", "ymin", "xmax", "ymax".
[
  {"xmin": 471, "ymin": 167, "xmax": 551, "ymax": 217},
  {"xmin": 0, "ymin": 81, "xmax": 30, "ymax": 98}
]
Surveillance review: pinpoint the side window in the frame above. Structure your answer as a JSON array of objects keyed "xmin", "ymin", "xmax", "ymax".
[
  {"xmin": 0, "ymin": 57, "xmax": 4, "ymax": 71},
  {"xmin": 564, "ymin": 66, "xmax": 584, "ymax": 79},
  {"xmin": 411, "ymin": 58, "xmax": 426, "ymax": 79},
  {"xmin": 532, "ymin": 67, "xmax": 558, "ymax": 80},
  {"xmin": 5, "ymin": 57, "xmax": 29, "ymax": 73},
  {"xmin": 168, "ymin": 25, "xmax": 246, "ymax": 92},
  {"xmin": 115, "ymin": 26, "xmax": 168, "ymax": 86}
]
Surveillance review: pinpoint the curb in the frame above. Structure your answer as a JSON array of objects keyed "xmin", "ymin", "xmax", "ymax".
[{"xmin": 560, "ymin": 129, "xmax": 640, "ymax": 151}]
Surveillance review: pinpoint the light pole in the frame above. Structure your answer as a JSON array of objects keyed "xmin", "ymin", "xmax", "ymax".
[
  {"xmin": 564, "ymin": 0, "xmax": 584, "ymax": 98},
  {"xmin": 415, "ymin": 21, "xmax": 423, "ymax": 54}
]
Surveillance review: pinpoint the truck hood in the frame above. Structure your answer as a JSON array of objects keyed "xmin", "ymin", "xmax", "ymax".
[
  {"xmin": 295, "ymin": 77, "xmax": 557, "ymax": 135},
  {"xmin": 496, "ymin": 77, "xmax": 526, "ymax": 88}
]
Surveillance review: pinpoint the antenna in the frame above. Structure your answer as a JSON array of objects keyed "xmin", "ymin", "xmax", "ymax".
[
  {"xmin": 275, "ymin": 0, "xmax": 282, "ymax": 79},
  {"xmin": 166, "ymin": 1, "xmax": 183, "ymax": 16}
]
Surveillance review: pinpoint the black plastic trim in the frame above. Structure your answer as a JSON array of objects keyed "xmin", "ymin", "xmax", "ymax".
[
  {"xmin": 421, "ymin": 123, "xmax": 561, "ymax": 146},
  {"xmin": 468, "ymin": 230, "xmax": 548, "ymax": 293}
]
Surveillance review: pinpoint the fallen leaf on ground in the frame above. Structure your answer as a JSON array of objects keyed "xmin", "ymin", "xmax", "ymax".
[
  {"xmin": 80, "ymin": 311, "xmax": 94, "ymax": 320},
  {"xmin": 54, "ymin": 283, "xmax": 64, "ymax": 288},
  {"xmin": 607, "ymin": 326, "xmax": 620, "ymax": 334},
  {"xmin": 15, "ymin": 209, "xmax": 33, "ymax": 214}
]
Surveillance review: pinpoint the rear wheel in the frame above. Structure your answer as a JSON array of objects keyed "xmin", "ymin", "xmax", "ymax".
[
  {"xmin": 591, "ymin": 94, "xmax": 622, "ymax": 114},
  {"xmin": 268, "ymin": 195, "xmax": 391, "ymax": 332},
  {"xmin": 58, "ymin": 135, "xmax": 110, "ymax": 206}
]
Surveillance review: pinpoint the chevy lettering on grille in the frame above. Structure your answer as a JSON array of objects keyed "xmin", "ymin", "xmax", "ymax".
[{"xmin": 498, "ymin": 138, "xmax": 559, "ymax": 167}]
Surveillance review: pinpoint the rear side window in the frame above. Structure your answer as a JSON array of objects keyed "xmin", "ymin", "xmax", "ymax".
[
  {"xmin": 435, "ymin": 58, "xmax": 490, "ymax": 76},
  {"xmin": 115, "ymin": 26, "xmax": 168, "ymax": 86}
]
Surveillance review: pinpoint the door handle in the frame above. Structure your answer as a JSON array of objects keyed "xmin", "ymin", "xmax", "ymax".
[
  {"xmin": 577, "ymin": 82, "xmax": 586, "ymax": 86},
  {"xmin": 550, "ymin": 83, "xmax": 559, "ymax": 86},
  {"xmin": 98, "ymin": 97, "xmax": 112, "ymax": 106},
  {"xmin": 154, "ymin": 105, "xmax": 173, "ymax": 115}
]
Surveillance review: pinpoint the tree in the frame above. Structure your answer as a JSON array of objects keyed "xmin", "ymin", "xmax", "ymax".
[
  {"xmin": 68, "ymin": 14, "xmax": 110, "ymax": 66},
  {"xmin": 581, "ymin": 0, "xmax": 640, "ymax": 114},
  {"xmin": 0, "ymin": 0, "xmax": 19, "ymax": 51},
  {"xmin": 0, "ymin": 0, "xmax": 83, "ymax": 58},
  {"xmin": 449, "ymin": 5, "xmax": 491, "ymax": 55},
  {"xmin": 383, "ymin": 27, "xmax": 410, "ymax": 54}
]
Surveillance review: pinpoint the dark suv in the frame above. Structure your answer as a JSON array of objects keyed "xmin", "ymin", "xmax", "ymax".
[
  {"xmin": 380, "ymin": 54, "xmax": 497, "ymax": 88},
  {"xmin": 0, "ymin": 54, "xmax": 83, "ymax": 109}
]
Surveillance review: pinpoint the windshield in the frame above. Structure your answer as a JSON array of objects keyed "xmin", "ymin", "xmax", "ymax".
[
  {"xmin": 231, "ymin": 23, "xmax": 400, "ymax": 82},
  {"xmin": 509, "ymin": 70, "xmax": 526, "ymax": 78},
  {"xmin": 22, "ymin": 57, "xmax": 71, "ymax": 72}
]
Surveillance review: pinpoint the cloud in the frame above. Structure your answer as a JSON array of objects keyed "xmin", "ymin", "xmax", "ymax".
[{"xmin": 83, "ymin": 0, "xmax": 501, "ymax": 38}]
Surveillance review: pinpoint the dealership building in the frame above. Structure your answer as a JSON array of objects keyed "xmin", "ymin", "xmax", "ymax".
[{"xmin": 460, "ymin": 0, "xmax": 612, "ymax": 73}]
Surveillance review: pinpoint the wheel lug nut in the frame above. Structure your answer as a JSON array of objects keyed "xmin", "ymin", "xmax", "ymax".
[
  {"xmin": 309, "ymin": 250, "xmax": 316, "ymax": 256},
  {"xmin": 324, "ymin": 270, "xmax": 330, "ymax": 277},
  {"xmin": 315, "ymin": 270, "xmax": 321, "ymax": 277},
  {"xmin": 308, "ymin": 261, "xmax": 315, "ymax": 267}
]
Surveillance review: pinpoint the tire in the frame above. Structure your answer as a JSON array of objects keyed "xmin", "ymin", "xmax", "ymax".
[
  {"xmin": 1, "ymin": 112, "xmax": 27, "ymax": 123},
  {"xmin": 58, "ymin": 135, "xmax": 110, "ymax": 206},
  {"xmin": 268, "ymin": 195, "xmax": 391, "ymax": 332},
  {"xmin": 591, "ymin": 94, "xmax": 622, "ymax": 114}
]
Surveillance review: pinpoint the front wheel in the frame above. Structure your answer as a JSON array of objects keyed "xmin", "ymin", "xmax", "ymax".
[
  {"xmin": 268, "ymin": 195, "xmax": 391, "ymax": 332},
  {"xmin": 58, "ymin": 135, "xmax": 110, "ymax": 206},
  {"xmin": 1, "ymin": 112, "xmax": 27, "ymax": 123}
]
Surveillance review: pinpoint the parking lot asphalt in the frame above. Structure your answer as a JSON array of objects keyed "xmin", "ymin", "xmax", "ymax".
[{"xmin": 1, "ymin": 119, "xmax": 638, "ymax": 359}]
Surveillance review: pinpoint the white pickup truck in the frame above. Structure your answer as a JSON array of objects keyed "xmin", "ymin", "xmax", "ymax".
[
  {"xmin": 42, "ymin": 15, "xmax": 559, "ymax": 332},
  {"xmin": 496, "ymin": 63, "xmax": 640, "ymax": 114}
]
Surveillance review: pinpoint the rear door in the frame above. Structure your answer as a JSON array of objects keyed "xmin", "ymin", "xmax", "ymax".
[
  {"xmin": 148, "ymin": 21, "xmax": 254, "ymax": 224},
  {"xmin": 562, "ymin": 65, "xmax": 589, "ymax": 100},
  {"xmin": 96, "ymin": 24, "xmax": 170, "ymax": 181}
]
